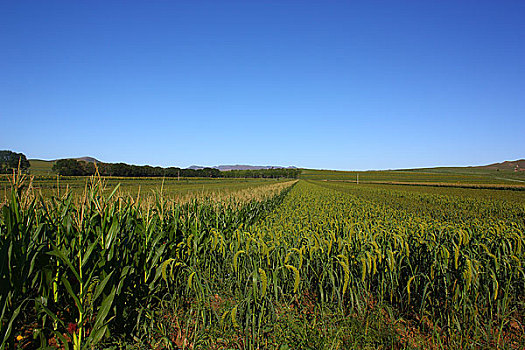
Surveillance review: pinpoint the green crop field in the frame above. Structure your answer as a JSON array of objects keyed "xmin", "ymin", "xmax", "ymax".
[
  {"xmin": 301, "ymin": 168, "xmax": 525, "ymax": 188},
  {"xmin": 351, "ymin": 182, "xmax": 525, "ymax": 204},
  {"xmin": 1, "ymin": 173, "xmax": 524, "ymax": 349},
  {"xmin": 407, "ymin": 166, "xmax": 525, "ymax": 182},
  {"xmin": 0, "ymin": 175, "xmax": 289, "ymax": 204},
  {"xmin": 28, "ymin": 159, "xmax": 55, "ymax": 175}
]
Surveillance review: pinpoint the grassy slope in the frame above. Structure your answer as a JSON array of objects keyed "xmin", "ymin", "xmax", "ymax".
[
  {"xmin": 300, "ymin": 167, "xmax": 525, "ymax": 186},
  {"xmin": 28, "ymin": 159, "xmax": 55, "ymax": 175},
  {"xmin": 403, "ymin": 166, "xmax": 525, "ymax": 182}
]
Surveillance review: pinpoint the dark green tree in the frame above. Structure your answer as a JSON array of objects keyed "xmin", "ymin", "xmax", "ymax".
[
  {"xmin": 0, "ymin": 150, "xmax": 30, "ymax": 173},
  {"xmin": 52, "ymin": 159, "xmax": 86, "ymax": 176}
]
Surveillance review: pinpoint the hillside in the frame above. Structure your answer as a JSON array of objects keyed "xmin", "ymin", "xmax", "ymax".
[
  {"xmin": 301, "ymin": 159, "xmax": 525, "ymax": 186},
  {"xmin": 75, "ymin": 156, "xmax": 99, "ymax": 163},
  {"xmin": 28, "ymin": 157, "xmax": 99, "ymax": 175},
  {"xmin": 402, "ymin": 160, "xmax": 525, "ymax": 182},
  {"xmin": 478, "ymin": 159, "xmax": 525, "ymax": 171},
  {"xmin": 28, "ymin": 159, "xmax": 55, "ymax": 175}
]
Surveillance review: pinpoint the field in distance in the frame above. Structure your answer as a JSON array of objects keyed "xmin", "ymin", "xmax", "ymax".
[
  {"xmin": 301, "ymin": 160, "xmax": 525, "ymax": 189},
  {"xmin": 27, "ymin": 159, "xmax": 55, "ymax": 175},
  {"xmin": 0, "ymin": 175, "xmax": 290, "ymax": 202},
  {"xmin": 28, "ymin": 157, "xmax": 525, "ymax": 186}
]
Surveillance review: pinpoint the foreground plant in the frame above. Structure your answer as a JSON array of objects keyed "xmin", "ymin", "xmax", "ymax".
[{"xmin": 0, "ymin": 174, "xmax": 295, "ymax": 349}]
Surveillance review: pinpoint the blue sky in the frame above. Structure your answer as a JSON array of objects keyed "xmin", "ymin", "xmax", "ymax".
[{"xmin": 1, "ymin": 1, "xmax": 524, "ymax": 170}]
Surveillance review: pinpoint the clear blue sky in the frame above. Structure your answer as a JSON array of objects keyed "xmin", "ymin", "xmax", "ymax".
[{"xmin": 1, "ymin": 1, "xmax": 524, "ymax": 170}]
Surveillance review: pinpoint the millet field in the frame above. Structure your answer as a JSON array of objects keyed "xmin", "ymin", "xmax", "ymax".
[{"xmin": 1, "ymin": 172, "xmax": 524, "ymax": 349}]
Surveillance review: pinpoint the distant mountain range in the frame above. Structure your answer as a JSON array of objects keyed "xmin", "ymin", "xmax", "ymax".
[
  {"xmin": 68, "ymin": 158, "xmax": 297, "ymax": 171},
  {"xmin": 188, "ymin": 165, "xmax": 298, "ymax": 171},
  {"xmin": 27, "ymin": 157, "xmax": 297, "ymax": 172}
]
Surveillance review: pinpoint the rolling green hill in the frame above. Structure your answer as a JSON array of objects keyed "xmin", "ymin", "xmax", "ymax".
[
  {"xmin": 28, "ymin": 157, "xmax": 99, "ymax": 175},
  {"xmin": 28, "ymin": 159, "xmax": 55, "ymax": 175},
  {"xmin": 400, "ymin": 161, "xmax": 525, "ymax": 183},
  {"xmin": 300, "ymin": 159, "xmax": 525, "ymax": 188},
  {"xmin": 480, "ymin": 159, "xmax": 525, "ymax": 171}
]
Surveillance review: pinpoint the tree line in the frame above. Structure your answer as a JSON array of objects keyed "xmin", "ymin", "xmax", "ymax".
[
  {"xmin": 0, "ymin": 150, "xmax": 30, "ymax": 173},
  {"xmin": 222, "ymin": 168, "xmax": 301, "ymax": 179},
  {"xmin": 52, "ymin": 159, "xmax": 300, "ymax": 178}
]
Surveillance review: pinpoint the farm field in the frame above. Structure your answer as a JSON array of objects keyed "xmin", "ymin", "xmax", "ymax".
[
  {"xmin": 1, "ymin": 175, "xmax": 524, "ymax": 349},
  {"xmin": 301, "ymin": 168, "xmax": 525, "ymax": 188},
  {"xmin": 27, "ymin": 159, "xmax": 55, "ymax": 176},
  {"xmin": 3, "ymin": 0, "xmax": 523, "ymax": 348},
  {"xmin": 345, "ymin": 182, "xmax": 525, "ymax": 205},
  {"xmin": 0, "ymin": 175, "xmax": 289, "ymax": 204}
]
